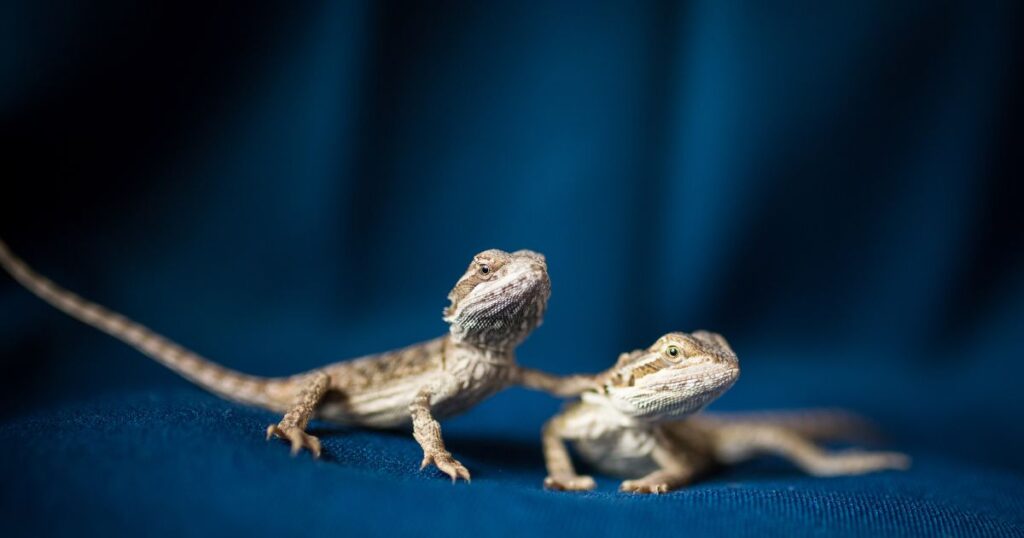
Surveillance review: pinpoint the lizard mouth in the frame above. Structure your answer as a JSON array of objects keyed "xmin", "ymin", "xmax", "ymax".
[{"xmin": 618, "ymin": 362, "xmax": 739, "ymax": 420}]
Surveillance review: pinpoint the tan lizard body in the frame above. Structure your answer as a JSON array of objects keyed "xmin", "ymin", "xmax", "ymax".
[
  {"xmin": 543, "ymin": 331, "xmax": 910, "ymax": 493},
  {"xmin": 0, "ymin": 239, "xmax": 581, "ymax": 481}
]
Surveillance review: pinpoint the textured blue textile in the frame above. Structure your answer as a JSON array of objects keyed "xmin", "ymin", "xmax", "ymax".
[{"xmin": 2, "ymin": 1, "xmax": 1023, "ymax": 537}]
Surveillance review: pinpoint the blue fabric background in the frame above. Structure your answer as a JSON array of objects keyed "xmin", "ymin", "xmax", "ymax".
[{"xmin": 1, "ymin": 1, "xmax": 1022, "ymax": 536}]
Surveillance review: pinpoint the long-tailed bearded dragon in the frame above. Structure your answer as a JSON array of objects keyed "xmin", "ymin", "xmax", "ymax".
[
  {"xmin": 0, "ymin": 239, "xmax": 590, "ymax": 481},
  {"xmin": 542, "ymin": 331, "xmax": 910, "ymax": 493}
]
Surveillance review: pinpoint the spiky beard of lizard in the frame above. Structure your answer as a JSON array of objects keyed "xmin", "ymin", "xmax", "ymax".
[{"xmin": 443, "ymin": 251, "xmax": 550, "ymax": 353}]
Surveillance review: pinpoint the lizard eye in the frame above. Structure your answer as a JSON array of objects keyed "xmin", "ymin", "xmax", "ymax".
[
  {"xmin": 665, "ymin": 345, "xmax": 682, "ymax": 361},
  {"xmin": 478, "ymin": 264, "xmax": 490, "ymax": 275}
]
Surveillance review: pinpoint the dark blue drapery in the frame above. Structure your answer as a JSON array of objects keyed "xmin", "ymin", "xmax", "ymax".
[{"xmin": 2, "ymin": 2, "xmax": 1022, "ymax": 536}]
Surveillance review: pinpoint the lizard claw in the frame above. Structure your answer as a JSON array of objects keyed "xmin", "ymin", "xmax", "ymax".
[
  {"xmin": 544, "ymin": 474, "xmax": 596, "ymax": 492},
  {"xmin": 266, "ymin": 424, "xmax": 322, "ymax": 459},
  {"xmin": 420, "ymin": 449, "xmax": 471, "ymax": 482},
  {"xmin": 619, "ymin": 479, "xmax": 672, "ymax": 494}
]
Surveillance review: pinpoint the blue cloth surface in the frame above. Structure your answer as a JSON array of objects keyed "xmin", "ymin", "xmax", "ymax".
[{"xmin": 2, "ymin": 1, "xmax": 1023, "ymax": 536}]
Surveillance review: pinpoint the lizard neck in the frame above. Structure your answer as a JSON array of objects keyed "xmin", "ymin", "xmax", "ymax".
[
  {"xmin": 446, "ymin": 334, "xmax": 517, "ymax": 365},
  {"xmin": 447, "ymin": 327, "xmax": 520, "ymax": 358},
  {"xmin": 580, "ymin": 392, "xmax": 645, "ymax": 428}
]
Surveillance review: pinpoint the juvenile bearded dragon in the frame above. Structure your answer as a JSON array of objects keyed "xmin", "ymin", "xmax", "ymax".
[
  {"xmin": 543, "ymin": 331, "xmax": 910, "ymax": 493},
  {"xmin": 0, "ymin": 239, "xmax": 588, "ymax": 481}
]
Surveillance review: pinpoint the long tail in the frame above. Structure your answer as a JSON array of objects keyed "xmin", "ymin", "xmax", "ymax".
[
  {"xmin": 0, "ymin": 237, "xmax": 292, "ymax": 411},
  {"xmin": 694, "ymin": 409, "xmax": 882, "ymax": 443}
]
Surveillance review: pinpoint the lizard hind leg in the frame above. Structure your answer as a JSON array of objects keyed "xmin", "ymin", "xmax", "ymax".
[
  {"xmin": 266, "ymin": 372, "xmax": 330, "ymax": 458},
  {"xmin": 711, "ymin": 423, "xmax": 910, "ymax": 477}
]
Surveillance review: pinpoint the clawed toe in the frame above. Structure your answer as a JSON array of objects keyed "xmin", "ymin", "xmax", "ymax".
[
  {"xmin": 620, "ymin": 480, "xmax": 671, "ymax": 494},
  {"xmin": 266, "ymin": 424, "xmax": 322, "ymax": 458},
  {"xmin": 420, "ymin": 450, "xmax": 471, "ymax": 482},
  {"xmin": 544, "ymin": 475, "xmax": 596, "ymax": 492}
]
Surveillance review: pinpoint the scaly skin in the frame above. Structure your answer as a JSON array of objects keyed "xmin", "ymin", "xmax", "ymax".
[
  {"xmin": 0, "ymin": 240, "xmax": 586, "ymax": 481},
  {"xmin": 542, "ymin": 332, "xmax": 910, "ymax": 494}
]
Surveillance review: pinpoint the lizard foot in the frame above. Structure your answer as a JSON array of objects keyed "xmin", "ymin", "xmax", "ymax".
[
  {"xmin": 266, "ymin": 424, "xmax": 322, "ymax": 458},
  {"xmin": 544, "ymin": 474, "xmax": 596, "ymax": 492},
  {"xmin": 420, "ymin": 449, "xmax": 471, "ymax": 482},
  {"xmin": 619, "ymin": 478, "xmax": 674, "ymax": 494}
]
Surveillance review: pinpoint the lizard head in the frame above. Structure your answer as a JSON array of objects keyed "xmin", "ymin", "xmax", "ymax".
[
  {"xmin": 598, "ymin": 331, "xmax": 740, "ymax": 422},
  {"xmin": 443, "ymin": 249, "xmax": 550, "ymax": 351}
]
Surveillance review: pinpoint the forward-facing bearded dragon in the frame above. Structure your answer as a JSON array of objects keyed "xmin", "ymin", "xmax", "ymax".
[
  {"xmin": 0, "ymin": 239, "xmax": 589, "ymax": 481},
  {"xmin": 542, "ymin": 331, "xmax": 910, "ymax": 493}
]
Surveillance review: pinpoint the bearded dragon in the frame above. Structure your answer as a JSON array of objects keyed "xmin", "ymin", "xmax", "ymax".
[
  {"xmin": 542, "ymin": 331, "xmax": 910, "ymax": 493},
  {"xmin": 0, "ymin": 239, "xmax": 589, "ymax": 481}
]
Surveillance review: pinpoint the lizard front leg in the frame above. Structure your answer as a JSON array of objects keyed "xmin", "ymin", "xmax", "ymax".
[
  {"xmin": 266, "ymin": 371, "xmax": 329, "ymax": 458},
  {"xmin": 513, "ymin": 366, "xmax": 595, "ymax": 398},
  {"xmin": 619, "ymin": 436, "xmax": 707, "ymax": 494},
  {"xmin": 542, "ymin": 415, "xmax": 596, "ymax": 491},
  {"xmin": 410, "ymin": 386, "xmax": 470, "ymax": 482},
  {"xmin": 619, "ymin": 469, "xmax": 693, "ymax": 494}
]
